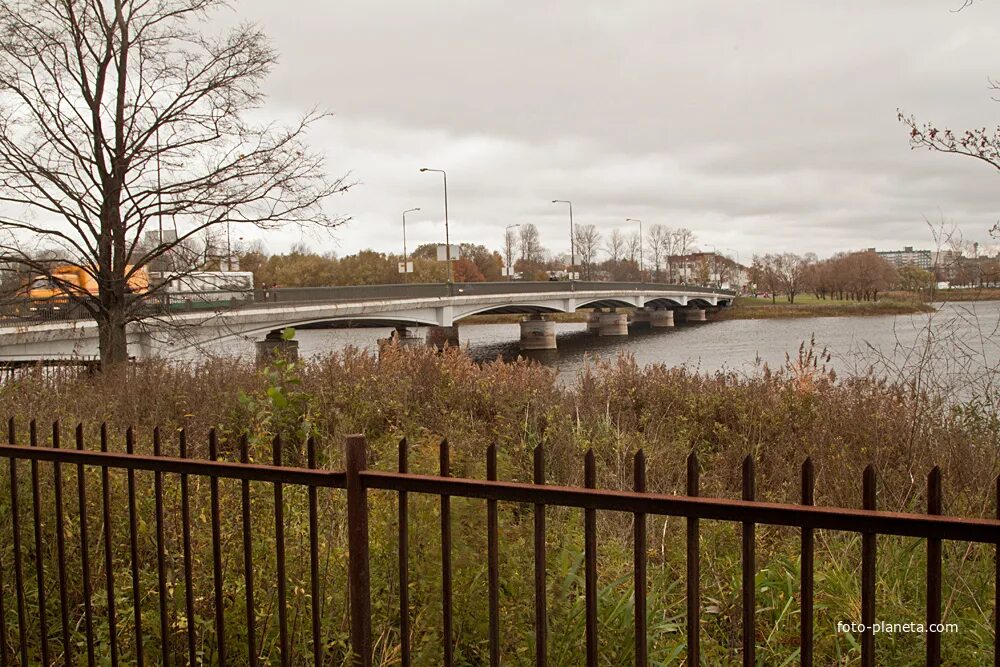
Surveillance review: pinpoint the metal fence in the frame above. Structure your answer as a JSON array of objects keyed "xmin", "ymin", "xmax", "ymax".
[{"xmin": 0, "ymin": 422, "xmax": 997, "ymax": 666}]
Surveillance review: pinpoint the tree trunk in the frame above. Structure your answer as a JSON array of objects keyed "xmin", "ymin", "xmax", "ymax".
[{"xmin": 98, "ymin": 306, "xmax": 129, "ymax": 369}]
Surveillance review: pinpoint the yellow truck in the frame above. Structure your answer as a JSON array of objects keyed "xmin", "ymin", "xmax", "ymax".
[{"xmin": 22, "ymin": 265, "xmax": 150, "ymax": 313}]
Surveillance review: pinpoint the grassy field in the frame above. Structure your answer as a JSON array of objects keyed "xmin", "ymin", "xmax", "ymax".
[
  {"xmin": 717, "ymin": 295, "xmax": 934, "ymax": 320},
  {"xmin": 885, "ymin": 287, "xmax": 1000, "ymax": 303},
  {"xmin": 0, "ymin": 343, "xmax": 996, "ymax": 665}
]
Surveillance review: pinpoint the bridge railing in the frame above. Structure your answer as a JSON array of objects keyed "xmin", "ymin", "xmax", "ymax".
[
  {"xmin": 0, "ymin": 422, "xmax": 995, "ymax": 666},
  {"xmin": 0, "ymin": 281, "xmax": 737, "ymax": 326}
]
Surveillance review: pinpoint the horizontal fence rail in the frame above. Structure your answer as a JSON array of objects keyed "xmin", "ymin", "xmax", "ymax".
[{"xmin": 0, "ymin": 423, "xmax": 996, "ymax": 666}]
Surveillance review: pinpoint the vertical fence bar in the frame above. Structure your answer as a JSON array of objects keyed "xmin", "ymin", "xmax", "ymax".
[
  {"xmin": 153, "ymin": 428, "xmax": 170, "ymax": 667},
  {"xmin": 0, "ymin": 474, "xmax": 7, "ymax": 667},
  {"xmin": 52, "ymin": 421, "xmax": 71, "ymax": 666},
  {"xmin": 273, "ymin": 434, "xmax": 289, "ymax": 666},
  {"xmin": 209, "ymin": 430, "xmax": 225, "ymax": 665},
  {"xmin": 742, "ymin": 455, "xmax": 756, "ymax": 667},
  {"xmin": 533, "ymin": 444, "xmax": 547, "ymax": 667},
  {"xmin": 584, "ymin": 449, "xmax": 598, "ymax": 667},
  {"xmin": 100, "ymin": 423, "xmax": 119, "ymax": 667},
  {"xmin": 8, "ymin": 418, "xmax": 27, "ymax": 667},
  {"xmin": 634, "ymin": 450, "xmax": 648, "ymax": 667},
  {"xmin": 440, "ymin": 439, "xmax": 454, "ymax": 667},
  {"xmin": 179, "ymin": 429, "xmax": 196, "ymax": 666},
  {"xmin": 686, "ymin": 451, "xmax": 700, "ymax": 666},
  {"xmin": 125, "ymin": 428, "xmax": 144, "ymax": 666},
  {"xmin": 29, "ymin": 421, "xmax": 51, "ymax": 666},
  {"xmin": 801, "ymin": 458, "xmax": 815, "ymax": 667},
  {"xmin": 926, "ymin": 467, "xmax": 942, "ymax": 667},
  {"xmin": 995, "ymin": 476, "xmax": 999, "ymax": 667},
  {"xmin": 76, "ymin": 424, "xmax": 96, "ymax": 667},
  {"xmin": 487, "ymin": 443, "xmax": 500, "ymax": 667},
  {"xmin": 240, "ymin": 435, "xmax": 257, "ymax": 667},
  {"xmin": 861, "ymin": 465, "xmax": 876, "ymax": 667},
  {"xmin": 399, "ymin": 438, "xmax": 411, "ymax": 667},
  {"xmin": 307, "ymin": 436, "xmax": 322, "ymax": 667},
  {"xmin": 345, "ymin": 434, "xmax": 372, "ymax": 667}
]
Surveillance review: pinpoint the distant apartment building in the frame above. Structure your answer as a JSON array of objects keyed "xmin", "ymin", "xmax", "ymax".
[{"xmin": 868, "ymin": 246, "xmax": 933, "ymax": 270}]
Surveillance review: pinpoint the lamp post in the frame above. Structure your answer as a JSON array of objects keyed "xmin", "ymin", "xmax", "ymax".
[
  {"xmin": 551, "ymin": 200, "xmax": 574, "ymax": 279},
  {"xmin": 625, "ymin": 218, "xmax": 643, "ymax": 275},
  {"xmin": 420, "ymin": 168, "xmax": 452, "ymax": 283},
  {"xmin": 402, "ymin": 207, "xmax": 420, "ymax": 283},
  {"xmin": 504, "ymin": 223, "xmax": 521, "ymax": 281}
]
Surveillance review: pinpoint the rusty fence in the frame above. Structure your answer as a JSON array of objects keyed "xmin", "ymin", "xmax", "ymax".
[{"xmin": 0, "ymin": 422, "xmax": 999, "ymax": 666}]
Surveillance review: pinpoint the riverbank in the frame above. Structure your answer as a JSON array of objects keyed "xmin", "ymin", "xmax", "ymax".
[
  {"xmin": 715, "ymin": 296, "xmax": 935, "ymax": 320},
  {"xmin": 0, "ymin": 346, "xmax": 996, "ymax": 664}
]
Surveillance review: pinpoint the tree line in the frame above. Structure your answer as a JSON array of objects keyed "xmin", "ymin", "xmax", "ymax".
[{"xmin": 751, "ymin": 251, "xmax": 899, "ymax": 303}]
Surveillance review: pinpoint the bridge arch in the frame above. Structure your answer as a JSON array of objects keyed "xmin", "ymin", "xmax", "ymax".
[
  {"xmin": 452, "ymin": 301, "xmax": 568, "ymax": 322},
  {"xmin": 575, "ymin": 296, "xmax": 643, "ymax": 310},
  {"xmin": 642, "ymin": 296, "xmax": 688, "ymax": 309}
]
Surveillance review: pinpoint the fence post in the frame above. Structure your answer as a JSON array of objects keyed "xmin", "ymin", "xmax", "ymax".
[{"xmin": 345, "ymin": 434, "xmax": 372, "ymax": 667}]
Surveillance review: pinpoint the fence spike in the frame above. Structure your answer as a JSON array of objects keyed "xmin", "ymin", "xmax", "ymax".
[
  {"xmin": 686, "ymin": 449, "xmax": 700, "ymax": 665},
  {"xmin": 487, "ymin": 443, "xmax": 500, "ymax": 667},
  {"xmin": 927, "ymin": 466, "xmax": 942, "ymax": 667},
  {"xmin": 741, "ymin": 454, "xmax": 756, "ymax": 667},
  {"xmin": 633, "ymin": 449, "xmax": 648, "ymax": 667},
  {"xmin": 801, "ymin": 457, "xmax": 815, "ymax": 667},
  {"xmin": 440, "ymin": 437, "xmax": 454, "ymax": 667},
  {"xmin": 584, "ymin": 449, "xmax": 598, "ymax": 667},
  {"xmin": 861, "ymin": 465, "xmax": 877, "ymax": 667},
  {"xmin": 399, "ymin": 437, "xmax": 411, "ymax": 667},
  {"xmin": 533, "ymin": 443, "xmax": 547, "ymax": 667},
  {"xmin": 345, "ymin": 434, "xmax": 372, "ymax": 667}
]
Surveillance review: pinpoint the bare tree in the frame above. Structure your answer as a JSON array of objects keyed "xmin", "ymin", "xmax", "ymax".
[
  {"xmin": 625, "ymin": 232, "xmax": 641, "ymax": 265},
  {"xmin": 573, "ymin": 224, "xmax": 601, "ymax": 280},
  {"xmin": 605, "ymin": 229, "xmax": 625, "ymax": 263},
  {"xmin": 503, "ymin": 227, "xmax": 519, "ymax": 278},
  {"xmin": 518, "ymin": 223, "xmax": 544, "ymax": 264},
  {"xmin": 646, "ymin": 224, "xmax": 668, "ymax": 281},
  {"xmin": 0, "ymin": 0, "xmax": 349, "ymax": 367}
]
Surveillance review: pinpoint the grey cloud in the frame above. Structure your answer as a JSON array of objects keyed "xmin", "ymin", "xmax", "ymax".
[{"xmin": 235, "ymin": 0, "xmax": 1000, "ymax": 261}]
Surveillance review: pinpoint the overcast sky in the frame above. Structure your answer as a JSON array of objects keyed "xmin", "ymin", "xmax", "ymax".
[{"xmin": 231, "ymin": 0, "xmax": 1000, "ymax": 262}]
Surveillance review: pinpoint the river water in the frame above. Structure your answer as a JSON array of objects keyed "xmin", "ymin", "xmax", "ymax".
[{"xmin": 213, "ymin": 301, "xmax": 1000, "ymax": 385}]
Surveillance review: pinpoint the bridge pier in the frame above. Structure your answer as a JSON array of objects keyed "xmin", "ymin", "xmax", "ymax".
[
  {"xmin": 256, "ymin": 330, "xmax": 299, "ymax": 364},
  {"xmin": 684, "ymin": 307, "xmax": 707, "ymax": 322},
  {"xmin": 378, "ymin": 327, "xmax": 423, "ymax": 354},
  {"xmin": 425, "ymin": 325, "xmax": 460, "ymax": 350},
  {"xmin": 586, "ymin": 309, "xmax": 602, "ymax": 333},
  {"xmin": 519, "ymin": 315, "xmax": 556, "ymax": 350},
  {"xmin": 630, "ymin": 308, "xmax": 651, "ymax": 327},
  {"xmin": 598, "ymin": 310, "xmax": 628, "ymax": 336},
  {"xmin": 650, "ymin": 309, "xmax": 675, "ymax": 328}
]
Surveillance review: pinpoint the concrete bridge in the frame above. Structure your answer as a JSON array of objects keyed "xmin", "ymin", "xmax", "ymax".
[{"xmin": 0, "ymin": 281, "xmax": 736, "ymax": 361}]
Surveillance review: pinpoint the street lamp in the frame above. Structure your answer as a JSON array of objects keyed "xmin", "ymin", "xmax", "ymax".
[
  {"xmin": 504, "ymin": 223, "xmax": 521, "ymax": 281},
  {"xmin": 420, "ymin": 168, "xmax": 452, "ymax": 283},
  {"xmin": 402, "ymin": 207, "xmax": 420, "ymax": 283},
  {"xmin": 551, "ymin": 200, "xmax": 574, "ymax": 279},
  {"xmin": 625, "ymin": 218, "xmax": 643, "ymax": 275}
]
